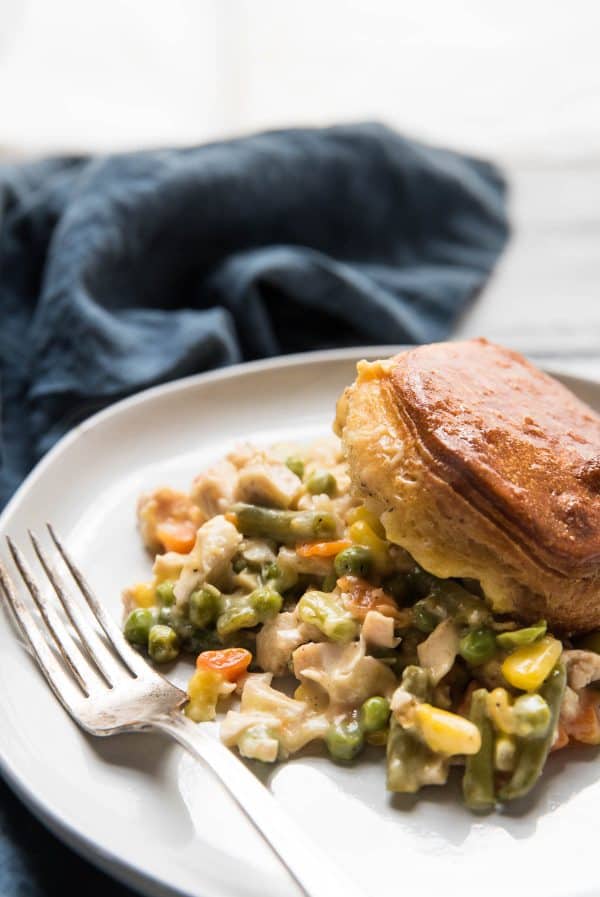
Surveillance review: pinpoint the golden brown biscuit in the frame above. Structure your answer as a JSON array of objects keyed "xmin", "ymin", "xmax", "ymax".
[{"xmin": 335, "ymin": 339, "xmax": 600, "ymax": 634}]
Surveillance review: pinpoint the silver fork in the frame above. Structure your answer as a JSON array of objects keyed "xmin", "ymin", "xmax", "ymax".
[{"xmin": 0, "ymin": 526, "xmax": 366, "ymax": 897}]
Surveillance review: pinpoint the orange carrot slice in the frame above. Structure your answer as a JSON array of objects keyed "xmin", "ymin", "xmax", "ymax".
[
  {"xmin": 296, "ymin": 539, "xmax": 351, "ymax": 559},
  {"xmin": 156, "ymin": 520, "xmax": 197, "ymax": 554},
  {"xmin": 196, "ymin": 648, "xmax": 253, "ymax": 682}
]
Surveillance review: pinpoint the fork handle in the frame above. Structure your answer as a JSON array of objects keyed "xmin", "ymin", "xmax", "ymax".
[{"xmin": 152, "ymin": 714, "xmax": 367, "ymax": 897}]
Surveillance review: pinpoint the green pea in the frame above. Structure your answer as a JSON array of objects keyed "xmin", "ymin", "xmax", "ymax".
[
  {"xmin": 124, "ymin": 608, "xmax": 157, "ymax": 647},
  {"xmin": 412, "ymin": 600, "xmax": 438, "ymax": 633},
  {"xmin": 458, "ymin": 628, "xmax": 497, "ymax": 666},
  {"xmin": 359, "ymin": 696, "xmax": 390, "ymax": 733},
  {"xmin": 262, "ymin": 562, "xmax": 280, "ymax": 582},
  {"xmin": 285, "ymin": 456, "xmax": 305, "ymax": 479},
  {"xmin": 305, "ymin": 470, "xmax": 337, "ymax": 496},
  {"xmin": 576, "ymin": 630, "xmax": 600, "ymax": 654},
  {"xmin": 496, "ymin": 620, "xmax": 547, "ymax": 649},
  {"xmin": 189, "ymin": 584, "xmax": 222, "ymax": 629},
  {"xmin": 155, "ymin": 580, "xmax": 175, "ymax": 606},
  {"xmin": 248, "ymin": 587, "xmax": 283, "ymax": 622},
  {"xmin": 326, "ymin": 718, "xmax": 364, "ymax": 761},
  {"xmin": 334, "ymin": 545, "xmax": 374, "ymax": 579},
  {"xmin": 148, "ymin": 624, "xmax": 179, "ymax": 663}
]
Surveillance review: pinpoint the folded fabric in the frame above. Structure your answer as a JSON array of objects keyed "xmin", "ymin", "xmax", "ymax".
[{"xmin": 0, "ymin": 123, "xmax": 508, "ymax": 510}]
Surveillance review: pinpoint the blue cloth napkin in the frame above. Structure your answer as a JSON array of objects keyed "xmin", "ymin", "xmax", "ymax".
[{"xmin": 0, "ymin": 124, "xmax": 508, "ymax": 895}]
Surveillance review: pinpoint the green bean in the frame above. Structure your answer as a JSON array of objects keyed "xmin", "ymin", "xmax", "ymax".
[
  {"xmin": 216, "ymin": 603, "xmax": 258, "ymax": 638},
  {"xmin": 497, "ymin": 662, "xmax": 566, "ymax": 802},
  {"xmin": 148, "ymin": 624, "xmax": 179, "ymax": 663},
  {"xmin": 232, "ymin": 503, "xmax": 337, "ymax": 543},
  {"xmin": 413, "ymin": 580, "xmax": 491, "ymax": 630},
  {"xmin": 326, "ymin": 718, "xmax": 364, "ymax": 761},
  {"xmin": 155, "ymin": 580, "xmax": 175, "ymax": 606},
  {"xmin": 462, "ymin": 689, "xmax": 496, "ymax": 810},
  {"xmin": 305, "ymin": 470, "xmax": 337, "ymax": 496},
  {"xmin": 124, "ymin": 608, "xmax": 157, "ymax": 646},
  {"xmin": 189, "ymin": 584, "xmax": 222, "ymax": 629},
  {"xmin": 496, "ymin": 620, "xmax": 547, "ymax": 649},
  {"xmin": 297, "ymin": 591, "xmax": 358, "ymax": 642},
  {"xmin": 248, "ymin": 587, "xmax": 282, "ymax": 622},
  {"xmin": 334, "ymin": 545, "xmax": 374, "ymax": 579},
  {"xmin": 459, "ymin": 628, "xmax": 497, "ymax": 666},
  {"xmin": 285, "ymin": 456, "xmax": 305, "ymax": 479},
  {"xmin": 359, "ymin": 696, "xmax": 390, "ymax": 733},
  {"xmin": 386, "ymin": 717, "xmax": 440, "ymax": 793}
]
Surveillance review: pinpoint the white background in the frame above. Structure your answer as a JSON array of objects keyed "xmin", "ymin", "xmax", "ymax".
[{"xmin": 0, "ymin": 0, "xmax": 598, "ymax": 374}]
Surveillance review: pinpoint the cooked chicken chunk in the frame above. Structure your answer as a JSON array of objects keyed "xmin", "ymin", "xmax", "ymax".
[
  {"xmin": 361, "ymin": 610, "xmax": 399, "ymax": 649},
  {"xmin": 174, "ymin": 515, "xmax": 242, "ymax": 606},
  {"xmin": 234, "ymin": 459, "xmax": 300, "ymax": 509},
  {"xmin": 190, "ymin": 460, "xmax": 238, "ymax": 518},
  {"xmin": 256, "ymin": 612, "xmax": 321, "ymax": 676},
  {"xmin": 417, "ymin": 620, "xmax": 460, "ymax": 684},
  {"xmin": 292, "ymin": 638, "xmax": 396, "ymax": 709},
  {"xmin": 563, "ymin": 649, "xmax": 600, "ymax": 690}
]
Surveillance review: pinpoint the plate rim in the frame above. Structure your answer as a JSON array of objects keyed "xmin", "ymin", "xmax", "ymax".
[{"xmin": 1, "ymin": 344, "xmax": 599, "ymax": 897}]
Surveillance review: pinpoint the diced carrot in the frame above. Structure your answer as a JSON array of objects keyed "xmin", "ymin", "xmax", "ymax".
[
  {"xmin": 156, "ymin": 520, "xmax": 197, "ymax": 554},
  {"xmin": 567, "ymin": 692, "xmax": 600, "ymax": 745},
  {"xmin": 196, "ymin": 648, "xmax": 253, "ymax": 682},
  {"xmin": 338, "ymin": 575, "xmax": 411, "ymax": 625},
  {"xmin": 296, "ymin": 539, "xmax": 351, "ymax": 559},
  {"xmin": 551, "ymin": 722, "xmax": 570, "ymax": 752}
]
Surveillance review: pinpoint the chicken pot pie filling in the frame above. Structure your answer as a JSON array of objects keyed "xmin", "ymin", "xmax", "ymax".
[{"xmin": 122, "ymin": 438, "xmax": 600, "ymax": 809}]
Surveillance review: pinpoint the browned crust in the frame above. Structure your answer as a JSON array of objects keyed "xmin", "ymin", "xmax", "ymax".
[{"xmin": 336, "ymin": 341, "xmax": 600, "ymax": 634}]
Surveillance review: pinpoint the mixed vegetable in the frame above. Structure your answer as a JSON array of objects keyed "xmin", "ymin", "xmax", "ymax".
[{"xmin": 122, "ymin": 438, "xmax": 600, "ymax": 808}]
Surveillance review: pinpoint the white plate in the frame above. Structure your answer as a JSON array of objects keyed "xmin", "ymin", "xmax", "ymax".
[{"xmin": 1, "ymin": 347, "xmax": 600, "ymax": 897}]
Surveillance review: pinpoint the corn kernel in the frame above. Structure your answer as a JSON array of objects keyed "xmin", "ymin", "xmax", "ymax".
[
  {"xmin": 185, "ymin": 668, "xmax": 224, "ymax": 722},
  {"xmin": 413, "ymin": 703, "xmax": 481, "ymax": 756},
  {"xmin": 130, "ymin": 582, "xmax": 156, "ymax": 608},
  {"xmin": 348, "ymin": 520, "xmax": 389, "ymax": 572},
  {"xmin": 347, "ymin": 506, "xmax": 386, "ymax": 538},
  {"xmin": 486, "ymin": 687, "xmax": 515, "ymax": 734},
  {"xmin": 501, "ymin": 636, "xmax": 562, "ymax": 692}
]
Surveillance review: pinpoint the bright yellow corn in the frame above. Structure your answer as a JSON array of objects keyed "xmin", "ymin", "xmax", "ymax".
[
  {"xmin": 486, "ymin": 687, "xmax": 515, "ymax": 734},
  {"xmin": 185, "ymin": 668, "xmax": 224, "ymax": 722},
  {"xmin": 413, "ymin": 703, "xmax": 481, "ymax": 756},
  {"xmin": 346, "ymin": 506, "xmax": 386, "ymax": 538},
  {"xmin": 348, "ymin": 520, "xmax": 390, "ymax": 572},
  {"xmin": 501, "ymin": 636, "xmax": 562, "ymax": 692},
  {"xmin": 130, "ymin": 581, "xmax": 156, "ymax": 608}
]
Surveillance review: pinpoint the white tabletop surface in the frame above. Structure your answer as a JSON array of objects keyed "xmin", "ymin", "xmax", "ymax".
[{"xmin": 1, "ymin": 0, "xmax": 598, "ymax": 379}]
